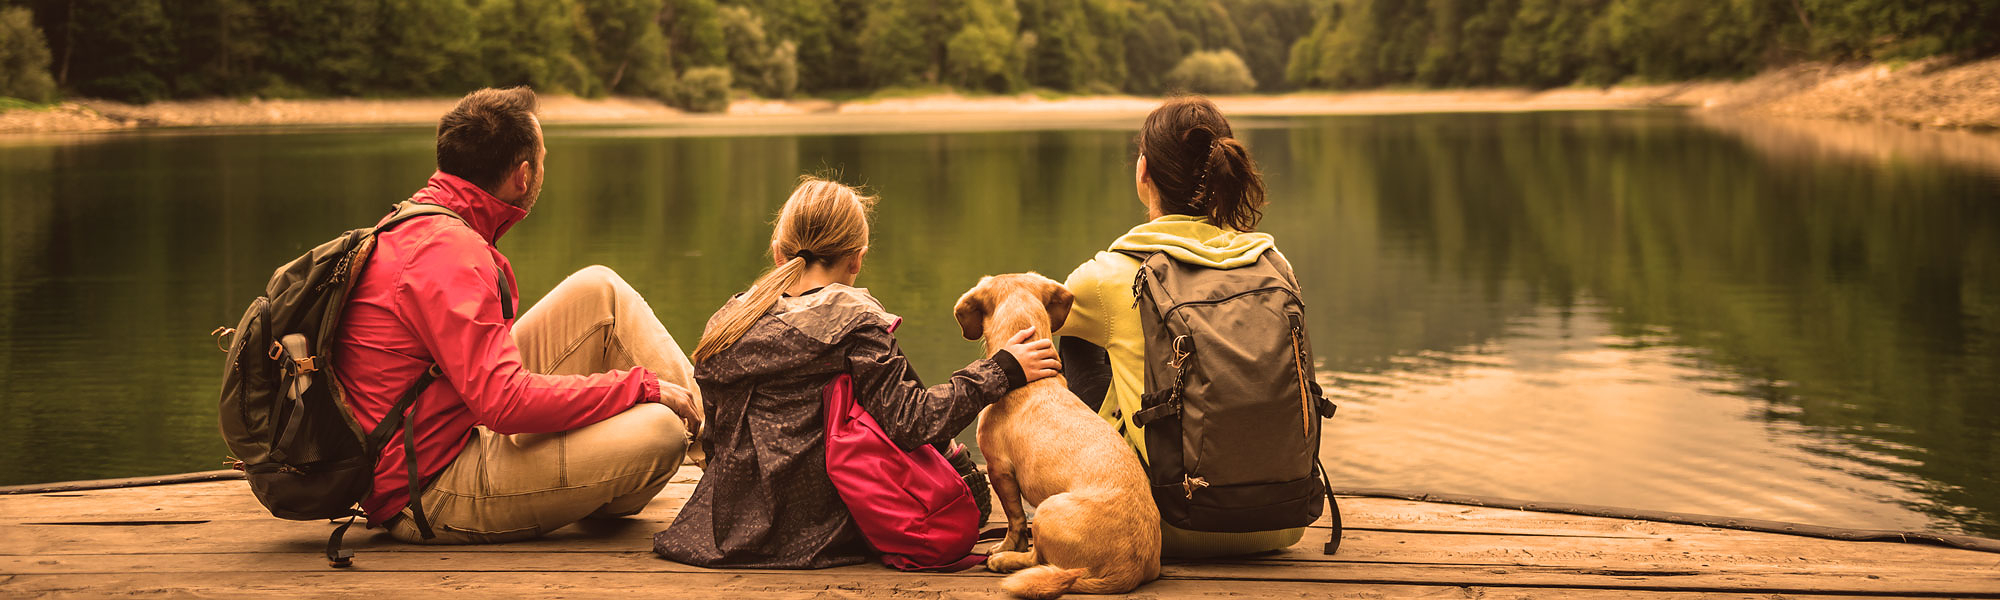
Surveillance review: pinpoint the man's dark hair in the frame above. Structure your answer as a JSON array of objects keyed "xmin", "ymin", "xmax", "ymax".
[{"xmin": 436, "ymin": 87, "xmax": 540, "ymax": 193}]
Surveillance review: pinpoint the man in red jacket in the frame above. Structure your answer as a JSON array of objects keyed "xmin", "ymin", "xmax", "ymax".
[{"xmin": 334, "ymin": 87, "xmax": 702, "ymax": 544}]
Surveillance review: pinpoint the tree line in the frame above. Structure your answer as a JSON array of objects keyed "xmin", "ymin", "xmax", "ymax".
[{"xmin": 0, "ymin": 0, "xmax": 1994, "ymax": 110}]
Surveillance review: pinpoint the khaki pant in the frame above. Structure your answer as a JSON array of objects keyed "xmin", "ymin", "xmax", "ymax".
[{"xmin": 389, "ymin": 266, "xmax": 698, "ymax": 544}]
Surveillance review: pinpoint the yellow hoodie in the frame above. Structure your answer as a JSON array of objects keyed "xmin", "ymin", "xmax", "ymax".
[
  {"xmin": 1061, "ymin": 214, "xmax": 1275, "ymax": 459},
  {"xmin": 1060, "ymin": 214, "xmax": 1303, "ymax": 558}
]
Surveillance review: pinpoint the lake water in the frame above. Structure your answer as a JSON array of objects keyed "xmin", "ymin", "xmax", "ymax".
[{"xmin": 2, "ymin": 111, "xmax": 1995, "ymax": 537}]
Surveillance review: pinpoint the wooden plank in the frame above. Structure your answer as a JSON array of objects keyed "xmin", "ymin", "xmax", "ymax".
[
  {"xmin": 6, "ymin": 478, "xmax": 2000, "ymax": 597},
  {"xmin": 0, "ymin": 481, "xmax": 1935, "ymax": 547},
  {"xmin": 0, "ymin": 475, "xmax": 704, "ymax": 520},
  {"xmin": 0, "ymin": 481, "xmax": 1791, "ymax": 542},
  {"xmin": 0, "ymin": 572, "xmax": 1843, "ymax": 599},
  {"xmin": 4, "ymin": 551, "xmax": 1995, "ymax": 597},
  {"xmin": 5, "ymin": 499, "xmax": 1994, "ymax": 587},
  {"xmin": 8, "ymin": 493, "xmax": 1991, "ymax": 577},
  {"xmin": 0, "ymin": 470, "xmax": 243, "ymax": 495}
]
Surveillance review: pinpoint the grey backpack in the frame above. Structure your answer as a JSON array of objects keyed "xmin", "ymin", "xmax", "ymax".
[{"xmin": 1123, "ymin": 248, "xmax": 1341, "ymax": 553}]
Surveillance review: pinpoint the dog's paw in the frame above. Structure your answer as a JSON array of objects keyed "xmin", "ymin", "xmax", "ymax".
[{"xmin": 985, "ymin": 550, "xmax": 1033, "ymax": 573}]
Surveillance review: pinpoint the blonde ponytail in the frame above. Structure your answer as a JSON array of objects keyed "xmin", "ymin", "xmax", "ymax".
[{"xmin": 692, "ymin": 176, "xmax": 876, "ymax": 364}]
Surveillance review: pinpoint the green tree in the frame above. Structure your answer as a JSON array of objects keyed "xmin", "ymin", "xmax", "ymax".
[
  {"xmin": 1123, "ymin": 8, "xmax": 1193, "ymax": 93},
  {"xmin": 1288, "ymin": 0, "xmax": 1409, "ymax": 88},
  {"xmin": 663, "ymin": 0, "xmax": 725, "ymax": 71},
  {"xmin": 732, "ymin": 0, "xmax": 846, "ymax": 92},
  {"xmin": 1455, "ymin": 0, "xmax": 1517, "ymax": 85},
  {"xmin": 260, "ymin": 0, "xmax": 382, "ymax": 96},
  {"xmin": 944, "ymin": 0, "xmax": 1024, "ymax": 92},
  {"xmin": 1019, "ymin": 0, "xmax": 1127, "ymax": 92},
  {"xmin": 476, "ymin": 0, "xmax": 596, "ymax": 95},
  {"xmin": 673, "ymin": 65, "xmax": 730, "ymax": 112},
  {"xmin": 0, "ymin": 5, "xmax": 55, "ymax": 102},
  {"xmin": 378, "ymin": 0, "xmax": 482, "ymax": 95},
  {"xmin": 1163, "ymin": 48, "xmax": 1256, "ymax": 93},
  {"xmin": 1497, "ymin": 0, "xmax": 1607, "ymax": 86},
  {"xmin": 160, "ymin": 0, "xmax": 267, "ymax": 97},
  {"xmin": 720, "ymin": 5, "xmax": 799, "ymax": 98},
  {"xmin": 1801, "ymin": 0, "xmax": 2000, "ymax": 60},
  {"xmin": 577, "ymin": 0, "xmax": 672, "ymax": 96},
  {"xmin": 1229, "ymin": 0, "xmax": 1315, "ymax": 91},
  {"xmin": 1411, "ymin": 0, "xmax": 1468, "ymax": 86},
  {"xmin": 47, "ymin": 0, "xmax": 176, "ymax": 101},
  {"xmin": 857, "ymin": 0, "xmax": 945, "ymax": 87}
]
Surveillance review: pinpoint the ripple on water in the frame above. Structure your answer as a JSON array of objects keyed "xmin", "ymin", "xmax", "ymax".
[{"xmin": 1322, "ymin": 299, "xmax": 1953, "ymax": 533}]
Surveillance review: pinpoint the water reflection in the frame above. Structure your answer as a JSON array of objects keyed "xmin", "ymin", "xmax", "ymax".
[
  {"xmin": 0, "ymin": 111, "xmax": 1993, "ymax": 538},
  {"xmin": 1269, "ymin": 111, "xmax": 1999, "ymax": 535}
]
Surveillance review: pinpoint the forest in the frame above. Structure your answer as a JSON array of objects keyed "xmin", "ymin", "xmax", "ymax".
[{"xmin": 0, "ymin": 0, "xmax": 1995, "ymax": 110}]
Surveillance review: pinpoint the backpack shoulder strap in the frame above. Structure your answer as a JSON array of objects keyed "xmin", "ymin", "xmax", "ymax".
[
  {"xmin": 377, "ymin": 201, "xmax": 466, "ymax": 233},
  {"xmin": 368, "ymin": 201, "xmax": 512, "ymax": 319},
  {"xmin": 1260, "ymin": 248, "xmax": 1302, "ymax": 290}
]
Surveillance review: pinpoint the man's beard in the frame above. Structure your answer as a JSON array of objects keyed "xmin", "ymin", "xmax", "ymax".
[{"xmin": 515, "ymin": 170, "xmax": 543, "ymax": 213}]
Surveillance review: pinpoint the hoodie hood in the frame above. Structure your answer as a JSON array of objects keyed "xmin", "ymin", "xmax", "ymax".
[
  {"xmin": 1107, "ymin": 214, "xmax": 1273, "ymax": 268},
  {"xmin": 694, "ymin": 284, "xmax": 901, "ymax": 386}
]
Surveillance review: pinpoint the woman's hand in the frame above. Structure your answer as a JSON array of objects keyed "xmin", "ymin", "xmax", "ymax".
[{"xmin": 1001, "ymin": 326, "xmax": 1062, "ymax": 383}]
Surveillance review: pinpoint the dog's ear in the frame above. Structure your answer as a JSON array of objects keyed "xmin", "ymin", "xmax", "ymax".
[
  {"xmin": 953, "ymin": 278, "xmax": 992, "ymax": 340},
  {"xmin": 1043, "ymin": 281, "xmax": 1075, "ymax": 334}
]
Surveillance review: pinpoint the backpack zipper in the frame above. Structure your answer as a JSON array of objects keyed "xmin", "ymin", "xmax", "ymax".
[
  {"xmin": 1160, "ymin": 286, "xmax": 1304, "ymax": 322},
  {"xmin": 1130, "ymin": 264, "xmax": 1149, "ymax": 309},
  {"xmin": 1291, "ymin": 313, "xmax": 1313, "ymax": 437}
]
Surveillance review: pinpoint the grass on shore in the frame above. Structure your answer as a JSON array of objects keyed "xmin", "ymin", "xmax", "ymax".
[{"xmin": 0, "ymin": 97, "xmax": 55, "ymax": 111}]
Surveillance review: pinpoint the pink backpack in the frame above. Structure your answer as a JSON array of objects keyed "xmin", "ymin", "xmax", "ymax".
[{"xmin": 822, "ymin": 373, "xmax": 984, "ymax": 571}]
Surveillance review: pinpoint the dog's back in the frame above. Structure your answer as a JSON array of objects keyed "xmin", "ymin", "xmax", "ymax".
[
  {"xmin": 990, "ymin": 380, "xmax": 1149, "ymax": 495},
  {"xmin": 981, "ymin": 380, "xmax": 1160, "ymax": 598},
  {"xmin": 960, "ymin": 272, "xmax": 1162, "ymax": 598}
]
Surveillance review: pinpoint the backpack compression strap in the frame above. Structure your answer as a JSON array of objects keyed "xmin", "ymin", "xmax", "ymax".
[
  {"xmin": 1318, "ymin": 460, "xmax": 1342, "ymax": 554},
  {"xmin": 364, "ymin": 365, "xmax": 442, "ymax": 540},
  {"xmin": 329, "ymin": 365, "xmax": 440, "ymax": 567}
]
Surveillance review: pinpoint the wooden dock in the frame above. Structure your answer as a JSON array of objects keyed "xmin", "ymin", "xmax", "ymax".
[{"xmin": 3, "ymin": 469, "xmax": 1996, "ymax": 598}]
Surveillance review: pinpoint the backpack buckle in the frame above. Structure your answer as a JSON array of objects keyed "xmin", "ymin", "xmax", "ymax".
[
  {"xmin": 272, "ymin": 336, "xmax": 319, "ymax": 376},
  {"xmin": 1168, "ymin": 335, "xmax": 1192, "ymax": 369},
  {"xmin": 1131, "ymin": 397, "xmax": 1181, "ymax": 428},
  {"xmin": 1182, "ymin": 475, "xmax": 1209, "ymax": 499},
  {"xmin": 211, "ymin": 326, "xmax": 236, "ymax": 352}
]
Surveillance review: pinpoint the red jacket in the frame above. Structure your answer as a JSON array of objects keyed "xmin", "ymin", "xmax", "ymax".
[{"xmin": 335, "ymin": 172, "xmax": 662, "ymax": 523}]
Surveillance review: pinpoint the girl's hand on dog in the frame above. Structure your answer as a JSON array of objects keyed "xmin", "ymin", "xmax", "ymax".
[{"xmin": 1001, "ymin": 327, "xmax": 1062, "ymax": 383}]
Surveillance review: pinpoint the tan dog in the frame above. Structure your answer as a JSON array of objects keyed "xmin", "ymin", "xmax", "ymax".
[{"xmin": 955, "ymin": 273, "xmax": 1160, "ymax": 599}]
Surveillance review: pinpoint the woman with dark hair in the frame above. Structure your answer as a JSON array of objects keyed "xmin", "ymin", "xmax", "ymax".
[{"xmin": 1056, "ymin": 96, "xmax": 1306, "ymax": 557}]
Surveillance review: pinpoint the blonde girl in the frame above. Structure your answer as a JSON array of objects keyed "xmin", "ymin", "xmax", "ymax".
[{"xmin": 653, "ymin": 176, "xmax": 1059, "ymax": 569}]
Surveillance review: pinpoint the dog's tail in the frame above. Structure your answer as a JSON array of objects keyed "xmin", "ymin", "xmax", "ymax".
[
  {"xmin": 1068, "ymin": 571, "xmax": 1150, "ymax": 595},
  {"xmin": 1000, "ymin": 565, "xmax": 1089, "ymax": 599}
]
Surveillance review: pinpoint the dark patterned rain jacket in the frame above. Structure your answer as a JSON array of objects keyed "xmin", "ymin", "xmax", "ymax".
[{"xmin": 652, "ymin": 284, "xmax": 1020, "ymax": 568}]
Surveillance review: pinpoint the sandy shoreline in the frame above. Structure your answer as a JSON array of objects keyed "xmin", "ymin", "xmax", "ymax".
[{"xmin": 2, "ymin": 58, "xmax": 1996, "ymax": 136}]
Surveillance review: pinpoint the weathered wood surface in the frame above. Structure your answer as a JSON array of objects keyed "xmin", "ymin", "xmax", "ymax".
[{"xmin": 3, "ymin": 468, "xmax": 1997, "ymax": 598}]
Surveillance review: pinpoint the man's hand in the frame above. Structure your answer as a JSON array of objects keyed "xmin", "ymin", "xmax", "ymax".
[
  {"xmin": 656, "ymin": 378, "xmax": 702, "ymax": 440},
  {"xmin": 1000, "ymin": 326, "xmax": 1061, "ymax": 384}
]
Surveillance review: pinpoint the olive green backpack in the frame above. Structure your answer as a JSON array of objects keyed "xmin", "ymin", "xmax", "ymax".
[
  {"xmin": 215, "ymin": 202, "xmax": 504, "ymax": 567},
  {"xmin": 1122, "ymin": 248, "xmax": 1342, "ymax": 553}
]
